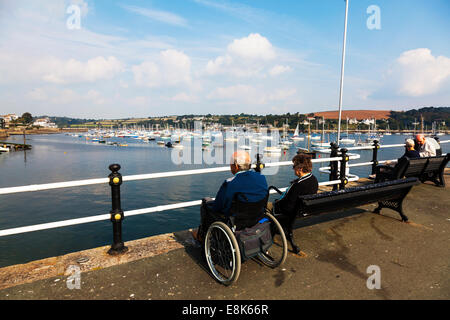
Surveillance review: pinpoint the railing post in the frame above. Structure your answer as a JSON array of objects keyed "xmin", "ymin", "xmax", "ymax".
[
  {"xmin": 339, "ymin": 148, "xmax": 349, "ymax": 190},
  {"xmin": 371, "ymin": 140, "xmax": 380, "ymax": 175},
  {"xmin": 255, "ymin": 153, "xmax": 265, "ymax": 173},
  {"xmin": 330, "ymin": 142, "xmax": 339, "ymax": 191},
  {"xmin": 107, "ymin": 164, "xmax": 128, "ymax": 255}
]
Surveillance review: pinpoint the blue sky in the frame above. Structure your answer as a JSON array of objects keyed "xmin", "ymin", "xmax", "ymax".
[{"xmin": 0, "ymin": 0, "xmax": 449, "ymax": 119}]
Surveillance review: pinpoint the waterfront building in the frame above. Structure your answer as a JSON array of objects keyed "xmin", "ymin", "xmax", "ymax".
[
  {"xmin": 0, "ymin": 114, "xmax": 19, "ymax": 127},
  {"xmin": 33, "ymin": 117, "xmax": 58, "ymax": 128}
]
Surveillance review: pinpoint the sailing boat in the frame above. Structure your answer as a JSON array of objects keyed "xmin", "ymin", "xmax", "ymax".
[
  {"xmin": 277, "ymin": 120, "xmax": 291, "ymax": 150},
  {"xmin": 291, "ymin": 122, "xmax": 304, "ymax": 141},
  {"xmin": 436, "ymin": 121, "xmax": 445, "ymax": 136},
  {"xmin": 339, "ymin": 117, "xmax": 355, "ymax": 144},
  {"xmin": 310, "ymin": 119, "xmax": 321, "ymax": 141},
  {"xmin": 311, "ymin": 117, "xmax": 330, "ymax": 149},
  {"xmin": 384, "ymin": 123, "xmax": 392, "ymax": 136}
]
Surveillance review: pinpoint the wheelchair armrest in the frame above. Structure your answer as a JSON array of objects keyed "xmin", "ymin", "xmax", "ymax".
[{"xmin": 268, "ymin": 186, "xmax": 283, "ymax": 195}]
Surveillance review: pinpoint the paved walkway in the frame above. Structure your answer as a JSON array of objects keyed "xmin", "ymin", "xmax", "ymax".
[{"xmin": 0, "ymin": 172, "xmax": 449, "ymax": 300}]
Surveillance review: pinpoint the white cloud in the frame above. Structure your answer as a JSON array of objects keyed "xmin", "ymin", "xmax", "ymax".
[
  {"xmin": 50, "ymin": 89, "xmax": 79, "ymax": 104},
  {"xmin": 132, "ymin": 49, "xmax": 192, "ymax": 88},
  {"xmin": 205, "ymin": 55, "xmax": 233, "ymax": 75},
  {"xmin": 205, "ymin": 54, "xmax": 263, "ymax": 77},
  {"xmin": 31, "ymin": 56, "xmax": 124, "ymax": 84},
  {"xmin": 27, "ymin": 88, "xmax": 48, "ymax": 101},
  {"xmin": 193, "ymin": 0, "xmax": 261, "ymax": 23},
  {"xmin": 205, "ymin": 33, "xmax": 279, "ymax": 78},
  {"xmin": 121, "ymin": 5, "xmax": 188, "ymax": 27},
  {"xmin": 86, "ymin": 89, "xmax": 105, "ymax": 105},
  {"xmin": 267, "ymin": 88, "xmax": 297, "ymax": 101},
  {"xmin": 25, "ymin": 87, "xmax": 108, "ymax": 106},
  {"xmin": 269, "ymin": 65, "xmax": 292, "ymax": 76},
  {"xmin": 390, "ymin": 48, "xmax": 450, "ymax": 97},
  {"xmin": 227, "ymin": 33, "xmax": 276, "ymax": 61},
  {"xmin": 70, "ymin": 0, "xmax": 89, "ymax": 17},
  {"xmin": 128, "ymin": 96, "xmax": 150, "ymax": 107},
  {"xmin": 170, "ymin": 92, "xmax": 199, "ymax": 103},
  {"xmin": 208, "ymin": 85, "xmax": 255, "ymax": 101},
  {"xmin": 208, "ymin": 85, "xmax": 298, "ymax": 105}
]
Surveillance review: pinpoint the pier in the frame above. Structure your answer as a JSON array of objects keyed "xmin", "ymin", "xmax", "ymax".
[
  {"xmin": 0, "ymin": 141, "xmax": 449, "ymax": 300},
  {"xmin": 0, "ymin": 172, "xmax": 448, "ymax": 300},
  {"xmin": 0, "ymin": 141, "xmax": 32, "ymax": 151}
]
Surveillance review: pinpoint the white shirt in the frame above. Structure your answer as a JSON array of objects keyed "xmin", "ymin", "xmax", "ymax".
[{"xmin": 419, "ymin": 138, "xmax": 439, "ymax": 157}]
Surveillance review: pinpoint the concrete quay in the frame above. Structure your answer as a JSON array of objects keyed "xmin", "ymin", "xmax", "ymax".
[{"xmin": 0, "ymin": 171, "xmax": 449, "ymax": 300}]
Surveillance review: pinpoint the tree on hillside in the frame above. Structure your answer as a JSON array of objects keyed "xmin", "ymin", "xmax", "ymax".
[{"xmin": 21, "ymin": 112, "xmax": 33, "ymax": 124}]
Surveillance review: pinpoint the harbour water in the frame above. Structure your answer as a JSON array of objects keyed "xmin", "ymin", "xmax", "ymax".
[{"xmin": 0, "ymin": 132, "xmax": 448, "ymax": 267}]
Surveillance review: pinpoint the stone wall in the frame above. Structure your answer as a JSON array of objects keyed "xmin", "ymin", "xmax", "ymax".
[{"xmin": 0, "ymin": 129, "xmax": 8, "ymax": 139}]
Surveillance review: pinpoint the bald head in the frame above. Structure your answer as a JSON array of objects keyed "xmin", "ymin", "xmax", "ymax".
[
  {"xmin": 415, "ymin": 134, "xmax": 425, "ymax": 145},
  {"xmin": 230, "ymin": 151, "xmax": 251, "ymax": 174}
]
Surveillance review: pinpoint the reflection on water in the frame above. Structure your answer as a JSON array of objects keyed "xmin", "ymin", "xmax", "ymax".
[{"xmin": 0, "ymin": 133, "xmax": 448, "ymax": 267}]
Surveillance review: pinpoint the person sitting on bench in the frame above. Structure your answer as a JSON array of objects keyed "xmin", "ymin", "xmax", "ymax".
[
  {"xmin": 383, "ymin": 138, "xmax": 420, "ymax": 166},
  {"xmin": 193, "ymin": 151, "xmax": 268, "ymax": 242},
  {"xmin": 268, "ymin": 153, "xmax": 318, "ymax": 216},
  {"xmin": 371, "ymin": 139, "xmax": 419, "ymax": 179},
  {"xmin": 402, "ymin": 139, "xmax": 420, "ymax": 159},
  {"xmin": 415, "ymin": 134, "xmax": 439, "ymax": 157}
]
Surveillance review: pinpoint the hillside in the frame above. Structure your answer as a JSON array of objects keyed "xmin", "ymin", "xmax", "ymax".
[
  {"xmin": 312, "ymin": 110, "xmax": 391, "ymax": 120},
  {"xmin": 25, "ymin": 107, "xmax": 447, "ymax": 131}
]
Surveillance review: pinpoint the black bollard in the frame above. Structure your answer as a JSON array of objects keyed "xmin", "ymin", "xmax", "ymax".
[
  {"xmin": 371, "ymin": 140, "xmax": 380, "ymax": 175},
  {"xmin": 339, "ymin": 148, "xmax": 349, "ymax": 190},
  {"xmin": 107, "ymin": 164, "xmax": 128, "ymax": 255},
  {"xmin": 329, "ymin": 142, "xmax": 339, "ymax": 191}
]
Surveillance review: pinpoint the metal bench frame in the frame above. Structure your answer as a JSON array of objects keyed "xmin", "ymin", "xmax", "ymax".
[
  {"xmin": 375, "ymin": 155, "xmax": 449, "ymax": 187},
  {"xmin": 271, "ymin": 178, "xmax": 420, "ymax": 254}
]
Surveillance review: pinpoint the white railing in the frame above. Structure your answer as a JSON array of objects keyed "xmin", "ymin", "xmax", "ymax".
[{"xmin": 0, "ymin": 140, "xmax": 448, "ymax": 238}]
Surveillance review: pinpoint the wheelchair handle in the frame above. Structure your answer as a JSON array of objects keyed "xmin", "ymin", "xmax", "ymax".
[
  {"xmin": 233, "ymin": 192, "xmax": 249, "ymax": 202},
  {"xmin": 268, "ymin": 186, "xmax": 283, "ymax": 195}
]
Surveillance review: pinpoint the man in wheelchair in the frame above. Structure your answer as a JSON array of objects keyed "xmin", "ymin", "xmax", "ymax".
[
  {"xmin": 194, "ymin": 151, "xmax": 288, "ymax": 285},
  {"xmin": 192, "ymin": 150, "xmax": 268, "ymax": 242}
]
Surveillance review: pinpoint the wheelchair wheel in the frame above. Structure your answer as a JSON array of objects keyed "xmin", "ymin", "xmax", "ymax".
[
  {"xmin": 257, "ymin": 211, "xmax": 288, "ymax": 268},
  {"xmin": 204, "ymin": 221, "xmax": 241, "ymax": 286}
]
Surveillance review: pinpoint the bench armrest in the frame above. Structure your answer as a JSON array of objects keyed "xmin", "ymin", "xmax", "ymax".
[{"xmin": 375, "ymin": 165, "xmax": 394, "ymax": 174}]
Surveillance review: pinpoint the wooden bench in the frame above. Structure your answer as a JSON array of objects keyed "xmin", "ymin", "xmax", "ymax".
[
  {"xmin": 270, "ymin": 178, "xmax": 420, "ymax": 254},
  {"xmin": 375, "ymin": 154, "xmax": 449, "ymax": 187}
]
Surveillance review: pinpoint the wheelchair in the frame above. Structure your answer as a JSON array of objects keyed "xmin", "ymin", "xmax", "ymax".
[{"xmin": 203, "ymin": 192, "xmax": 288, "ymax": 286}]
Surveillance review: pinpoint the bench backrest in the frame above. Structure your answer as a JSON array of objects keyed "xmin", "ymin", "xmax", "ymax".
[
  {"xmin": 296, "ymin": 178, "xmax": 419, "ymax": 216},
  {"xmin": 423, "ymin": 155, "xmax": 447, "ymax": 173},
  {"xmin": 403, "ymin": 158, "xmax": 429, "ymax": 177},
  {"xmin": 403, "ymin": 154, "xmax": 449, "ymax": 178}
]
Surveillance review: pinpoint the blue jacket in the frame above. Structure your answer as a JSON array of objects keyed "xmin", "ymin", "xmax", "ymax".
[
  {"xmin": 403, "ymin": 149, "xmax": 420, "ymax": 159},
  {"xmin": 212, "ymin": 170, "xmax": 268, "ymax": 216}
]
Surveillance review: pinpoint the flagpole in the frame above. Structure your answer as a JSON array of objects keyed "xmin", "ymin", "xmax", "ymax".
[{"xmin": 337, "ymin": 0, "xmax": 349, "ymax": 144}]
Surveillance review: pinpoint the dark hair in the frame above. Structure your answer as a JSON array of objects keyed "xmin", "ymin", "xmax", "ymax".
[{"xmin": 292, "ymin": 153, "xmax": 313, "ymax": 173}]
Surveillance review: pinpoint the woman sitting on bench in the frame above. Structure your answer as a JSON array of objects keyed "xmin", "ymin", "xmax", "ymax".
[
  {"xmin": 373, "ymin": 139, "xmax": 420, "ymax": 181},
  {"xmin": 268, "ymin": 153, "xmax": 318, "ymax": 216}
]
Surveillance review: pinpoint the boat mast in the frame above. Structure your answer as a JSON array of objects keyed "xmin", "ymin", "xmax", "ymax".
[
  {"xmin": 337, "ymin": 0, "xmax": 349, "ymax": 144},
  {"xmin": 321, "ymin": 117, "xmax": 325, "ymax": 143}
]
